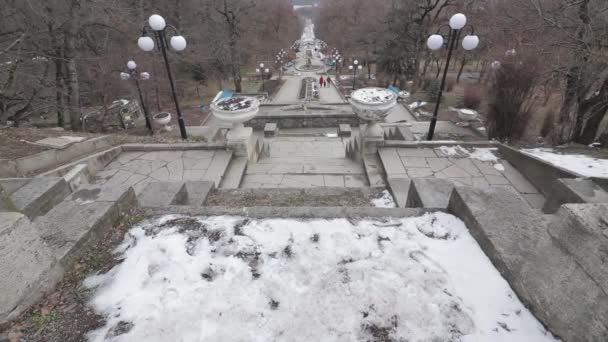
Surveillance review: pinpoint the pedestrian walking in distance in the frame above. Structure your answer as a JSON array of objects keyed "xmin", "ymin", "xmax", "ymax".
[
  {"xmin": 319, "ymin": 75, "xmax": 325, "ymax": 88},
  {"xmin": 326, "ymin": 76, "xmax": 332, "ymax": 87}
]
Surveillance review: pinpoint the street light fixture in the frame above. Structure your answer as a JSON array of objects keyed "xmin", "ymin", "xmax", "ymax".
[
  {"xmin": 349, "ymin": 59, "xmax": 363, "ymax": 90},
  {"xmin": 120, "ymin": 60, "xmax": 153, "ymax": 135},
  {"xmin": 425, "ymin": 13, "xmax": 479, "ymax": 141},
  {"xmin": 256, "ymin": 66, "xmax": 270, "ymax": 92},
  {"xmin": 137, "ymin": 14, "xmax": 189, "ymax": 140}
]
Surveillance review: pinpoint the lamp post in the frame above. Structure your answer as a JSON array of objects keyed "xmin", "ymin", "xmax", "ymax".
[
  {"xmin": 256, "ymin": 64, "xmax": 270, "ymax": 92},
  {"xmin": 348, "ymin": 59, "xmax": 363, "ymax": 90},
  {"xmin": 275, "ymin": 50, "xmax": 286, "ymax": 78},
  {"xmin": 120, "ymin": 60, "xmax": 153, "ymax": 135},
  {"xmin": 137, "ymin": 14, "xmax": 188, "ymax": 140},
  {"xmin": 425, "ymin": 13, "xmax": 479, "ymax": 140}
]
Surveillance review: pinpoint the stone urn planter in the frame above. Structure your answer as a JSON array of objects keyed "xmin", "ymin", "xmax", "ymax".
[
  {"xmin": 349, "ymin": 87, "xmax": 397, "ymax": 140},
  {"xmin": 210, "ymin": 96, "xmax": 260, "ymax": 158},
  {"xmin": 153, "ymin": 112, "xmax": 172, "ymax": 131},
  {"xmin": 458, "ymin": 109, "xmax": 479, "ymax": 121},
  {"xmin": 211, "ymin": 96, "xmax": 260, "ymax": 136}
]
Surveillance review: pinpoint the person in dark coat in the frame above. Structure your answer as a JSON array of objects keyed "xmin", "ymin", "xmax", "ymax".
[
  {"xmin": 319, "ymin": 75, "xmax": 325, "ymax": 88},
  {"xmin": 326, "ymin": 76, "xmax": 332, "ymax": 87}
]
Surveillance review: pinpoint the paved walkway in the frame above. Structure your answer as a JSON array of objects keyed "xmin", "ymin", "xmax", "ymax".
[
  {"xmin": 93, "ymin": 151, "xmax": 231, "ymax": 193},
  {"xmin": 319, "ymin": 83, "xmax": 344, "ymax": 103},
  {"xmin": 273, "ymin": 76, "xmax": 302, "ymax": 103},
  {"xmin": 241, "ymin": 137, "xmax": 367, "ymax": 188},
  {"xmin": 379, "ymin": 147, "xmax": 545, "ymax": 208}
]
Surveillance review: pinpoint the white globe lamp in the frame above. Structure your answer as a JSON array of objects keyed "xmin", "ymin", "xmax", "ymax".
[
  {"xmin": 149, "ymin": 14, "xmax": 166, "ymax": 31},
  {"xmin": 120, "ymin": 72, "xmax": 130, "ymax": 80},
  {"xmin": 449, "ymin": 13, "xmax": 467, "ymax": 30},
  {"xmin": 462, "ymin": 35, "xmax": 480, "ymax": 50},
  {"xmin": 138, "ymin": 37, "xmax": 155, "ymax": 52},
  {"xmin": 427, "ymin": 34, "xmax": 444, "ymax": 50},
  {"xmin": 170, "ymin": 36, "xmax": 187, "ymax": 51},
  {"xmin": 127, "ymin": 60, "xmax": 137, "ymax": 70},
  {"xmin": 140, "ymin": 72, "xmax": 150, "ymax": 80}
]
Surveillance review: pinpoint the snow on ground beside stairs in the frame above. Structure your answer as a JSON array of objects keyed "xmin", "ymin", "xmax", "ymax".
[
  {"xmin": 524, "ymin": 148, "xmax": 608, "ymax": 178},
  {"xmin": 84, "ymin": 214, "xmax": 558, "ymax": 342}
]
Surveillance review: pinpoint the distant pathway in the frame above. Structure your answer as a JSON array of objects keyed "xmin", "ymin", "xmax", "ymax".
[{"xmin": 273, "ymin": 76, "xmax": 301, "ymax": 103}]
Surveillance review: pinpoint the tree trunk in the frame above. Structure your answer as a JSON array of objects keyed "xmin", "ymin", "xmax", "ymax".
[
  {"xmin": 456, "ymin": 57, "xmax": 467, "ymax": 83},
  {"xmin": 53, "ymin": 38, "xmax": 67, "ymax": 128},
  {"xmin": 64, "ymin": 4, "xmax": 81, "ymax": 131}
]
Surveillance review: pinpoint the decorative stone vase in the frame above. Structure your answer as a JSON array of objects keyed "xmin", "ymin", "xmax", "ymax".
[
  {"xmin": 349, "ymin": 87, "xmax": 397, "ymax": 140},
  {"xmin": 458, "ymin": 109, "xmax": 479, "ymax": 121},
  {"xmin": 153, "ymin": 112, "xmax": 172, "ymax": 131},
  {"xmin": 210, "ymin": 96, "xmax": 260, "ymax": 138},
  {"xmin": 210, "ymin": 96, "xmax": 260, "ymax": 158}
]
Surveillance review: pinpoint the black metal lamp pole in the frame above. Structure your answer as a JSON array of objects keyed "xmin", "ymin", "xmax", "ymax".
[
  {"xmin": 156, "ymin": 32, "xmax": 187, "ymax": 140},
  {"xmin": 426, "ymin": 13, "xmax": 479, "ymax": 141},
  {"xmin": 121, "ymin": 62, "xmax": 152, "ymax": 135},
  {"xmin": 427, "ymin": 29, "xmax": 457, "ymax": 141},
  {"xmin": 138, "ymin": 14, "xmax": 188, "ymax": 140}
]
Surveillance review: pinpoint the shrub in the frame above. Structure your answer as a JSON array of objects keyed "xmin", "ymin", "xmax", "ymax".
[
  {"xmin": 540, "ymin": 111, "xmax": 556, "ymax": 138},
  {"xmin": 446, "ymin": 79, "xmax": 456, "ymax": 92},
  {"xmin": 486, "ymin": 56, "xmax": 538, "ymax": 142},
  {"xmin": 425, "ymin": 80, "xmax": 442, "ymax": 103},
  {"xmin": 461, "ymin": 86, "xmax": 483, "ymax": 110}
]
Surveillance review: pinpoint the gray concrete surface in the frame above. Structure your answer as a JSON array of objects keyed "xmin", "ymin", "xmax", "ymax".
[
  {"xmin": 93, "ymin": 150, "xmax": 233, "ymax": 193},
  {"xmin": 543, "ymin": 178, "xmax": 608, "ymax": 213},
  {"xmin": 138, "ymin": 182, "xmax": 188, "ymax": 207},
  {"xmin": 1, "ymin": 135, "xmax": 112, "ymax": 177},
  {"xmin": 549, "ymin": 203, "xmax": 608, "ymax": 294},
  {"xmin": 36, "ymin": 185, "xmax": 137, "ymax": 267},
  {"xmin": 11, "ymin": 177, "xmax": 71, "ymax": 219},
  {"xmin": 241, "ymin": 136, "xmax": 367, "ymax": 188},
  {"xmin": 0, "ymin": 212, "xmax": 61, "ymax": 323},
  {"xmin": 448, "ymin": 186, "xmax": 608, "ymax": 342},
  {"xmin": 387, "ymin": 177, "xmax": 411, "ymax": 208},
  {"xmin": 379, "ymin": 147, "xmax": 545, "ymax": 209},
  {"xmin": 409, "ymin": 178, "xmax": 454, "ymax": 210},
  {"xmin": 143, "ymin": 206, "xmax": 435, "ymax": 218},
  {"xmin": 184, "ymin": 181, "xmax": 215, "ymax": 206}
]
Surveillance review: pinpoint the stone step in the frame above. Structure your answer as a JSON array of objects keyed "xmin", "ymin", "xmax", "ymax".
[
  {"xmin": 138, "ymin": 182, "xmax": 188, "ymax": 207},
  {"xmin": 184, "ymin": 181, "xmax": 215, "ymax": 206},
  {"xmin": 448, "ymin": 186, "xmax": 608, "ymax": 341},
  {"xmin": 0, "ymin": 212, "xmax": 60, "ymax": 323},
  {"xmin": 10, "ymin": 177, "xmax": 71, "ymax": 219},
  {"xmin": 37, "ymin": 185, "xmax": 137, "ymax": 267},
  {"xmin": 387, "ymin": 177, "xmax": 411, "ymax": 208},
  {"xmin": 543, "ymin": 178, "xmax": 608, "ymax": 213},
  {"xmin": 202, "ymin": 151, "xmax": 233, "ymax": 187},
  {"xmin": 408, "ymin": 178, "xmax": 454, "ymax": 210},
  {"xmin": 220, "ymin": 157, "xmax": 248, "ymax": 189},
  {"xmin": 378, "ymin": 148, "xmax": 406, "ymax": 176},
  {"xmin": 362, "ymin": 154, "xmax": 385, "ymax": 187}
]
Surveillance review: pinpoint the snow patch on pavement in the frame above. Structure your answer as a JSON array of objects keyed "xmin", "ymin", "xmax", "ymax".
[
  {"xmin": 84, "ymin": 214, "xmax": 557, "ymax": 342},
  {"xmin": 524, "ymin": 148, "xmax": 608, "ymax": 178},
  {"xmin": 437, "ymin": 145, "xmax": 505, "ymax": 171},
  {"xmin": 370, "ymin": 190, "xmax": 397, "ymax": 208}
]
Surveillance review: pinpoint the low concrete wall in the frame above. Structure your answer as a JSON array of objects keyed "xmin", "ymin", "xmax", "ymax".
[
  {"xmin": 384, "ymin": 140, "xmax": 498, "ymax": 148},
  {"xmin": 0, "ymin": 136, "xmax": 113, "ymax": 177},
  {"xmin": 497, "ymin": 144, "xmax": 579, "ymax": 197},
  {"xmin": 41, "ymin": 146, "xmax": 122, "ymax": 179},
  {"xmin": 121, "ymin": 143, "xmax": 226, "ymax": 152},
  {"xmin": 144, "ymin": 206, "xmax": 433, "ymax": 218},
  {"xmin": 249, "ymin": 113, "xmax": 359, "ymax": 130}
]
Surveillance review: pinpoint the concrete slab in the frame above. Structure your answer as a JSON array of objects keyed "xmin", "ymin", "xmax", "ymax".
[
  {"xmin": 219, "ymin": 157, "xmax": 248, "ymax": 189},
  {"xmin": 138, "ymin": 182, "xmax": 187, "ymax": 207},
  {"xmin": 379, "ymin": 148, "xmax": 406, "ymax": 175},
  {"xmin": 387, "ymin": 177, "xmax": 411, "ymax": 208},
  {"xmin": 549, "ymin": 203, "xmax": 608, "ymax": 294},
  {"xmin": 34, "ymin": 136, "xmax": 86, "ymax": 149},
  {"xmin": 0, "ymin": 178, "xmax": 31, "ymax": 194},
  {"xmin": 448, "ymin": 186, "xmax": 608, "ymax": 342},
  {"xmin": 501, "ymin": 161, "xmax": 539, "ymax": 194},
  {"xmin": 543, "ymin": 178, "xmax": 608, "ymax": 213},
  {"xmin": 409, "ymin": 178, "xmax": 454, "ymax": 209},
  {"xmin": 0, "ymin": 213, "xmax": 61, "ymax": 323},
  {"xmin": 11, "ymin": 177, "xmax": 71, "ymax": 219},
  {"xmin": 184, "ymin": 181, "xmax": 215, "ymax": 206},
  {"xmin": 264, "ymin": 123, "xmax": 278, "ymax": 137},
  {"xmin": 203, "ymin": 151, "xmax": 233, "ymax": 187}
]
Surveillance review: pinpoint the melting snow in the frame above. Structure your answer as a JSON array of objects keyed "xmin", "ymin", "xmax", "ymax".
[
  {"xmin": 524, "ymin": 148, "xmax": 608, "ymax": 178},
  {"xmin": 84, "ymin": 214, "xmax": 558, "ymax": 342},
  {"xmin": 370, "ymin": 190, "xmax": 397, "ymax": 208},
  {"xmin": 436, "ymin": 145, "xmax": 505, "ymax": 170}
]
